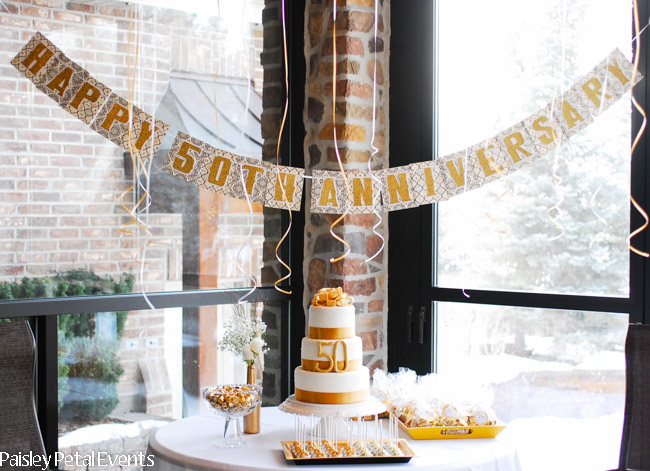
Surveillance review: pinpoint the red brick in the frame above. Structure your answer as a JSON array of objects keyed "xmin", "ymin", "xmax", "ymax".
[
  {"xmin": 66, "ymin": 2, "xmax": 96, "ymax": 13},
  {"xmin": 49, "ymin": 229, "xmax": 79, "ymax": 238},
  {"xmin": 21, "ymin": 6, "xmax": 51, "ymax": 18},
  {"xmin": 99, "ymin": 6, "xmax": 126, "ymax": 17},
  {"xmin": 0, "ymin": 15, "xmax": 31, "ymax": 28},
  {"xmin": 322, "ymin": 36, "xmax": 365, "ymax": 56},
  {"xmin": 32, "ymin": 20, "xmax": 63, "ymax": 31},
  {"xmin": 0, "ymin": 3, "xmax": 18, "ymax": 13},
  {"xmin": 34, "ymin": 0, "xmax": 64, "ymax": 7},
  {"xmin": 331, "ymin": 257, "xmax": 366, "ymax": 276},
  {"xmin": 307, "ymin": 257, "xmax": 327, "ymax": 293},
  {"xmin": 324, "ymin": 80, "xmax": 373, "ymax": 99},
  {"xmin": 368, "ymin": 300, "xmax": 384, "ymax": 313},
  {"xmin": 49, "ymin": 252, "xmax": 79, "ymax": 263},
  {"xmin": 332, "ymin": 11, "xmax": 374, "ymax": 33},
  {"xmin": 366, "ymin": 234, "xmax": 384, "ymax": 262},
  {"xmin": 329, "ymin": 277, "xmax": 376, "ymax": 296},
  {"xmin": 53, "ymin": 11, "xmax": 82, "ymax": 22},
  {"xmin": 18, "ymin": 204, "xmax": 50, "ymax": 214},
  {"xmin": 359, "ymin": 330, "xmax": 377, "ymax": 351}
]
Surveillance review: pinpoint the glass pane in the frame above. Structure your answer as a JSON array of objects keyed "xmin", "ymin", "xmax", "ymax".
[
  {"xmin": 58, "ymin": 301, "xmax": 282, "ymax": 461},
  {"xmin": 437, "ymin": 0, "xmax": 631, "ymax": 296},
  {"xmin": 0, "ymin": 1, "xmax": 283, "ymax": 299},
  {"xmin": 437, "ymin": 302, "xmax": 627, "ymax": 471}
]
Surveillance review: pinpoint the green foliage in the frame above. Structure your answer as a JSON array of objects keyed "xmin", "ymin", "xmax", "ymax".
[{"xmin": 59, "ymin": 337, "xmax": 124, "ymax": 423}]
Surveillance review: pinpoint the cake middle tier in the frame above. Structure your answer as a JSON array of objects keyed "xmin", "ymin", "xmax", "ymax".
[
  {"xmin": 294, "ymin": 366, "xmax": 369, "ymax": 404},
  {"xmin": 308, "ymin": 304, "xmax": 355, "ymax": 339},
  {"xmin": 301, "ymin": 337, "xmax": 362, "ymax": 372}
]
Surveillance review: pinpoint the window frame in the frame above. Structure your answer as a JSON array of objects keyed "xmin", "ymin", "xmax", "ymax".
[
  {"xmin": 388, "ymin": 0, "xmax": 650, "ymax": 375},
  {"xmin": 0, "ymin": 0, "xmax": 307, "ymax": 462}
]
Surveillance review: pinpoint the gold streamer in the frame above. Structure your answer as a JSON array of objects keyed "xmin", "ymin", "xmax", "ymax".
[
  {"xmin": 329, "ymin": 2, "xmax": 353, "ymax": 264},
  {"xmin": 120, "ymin": 4, "xmax": 154, "ymax": 265},
  {"xmin": 273, "ymin": 0, "xmax": 293, "ymax": 294},
  {"xmin": 629, "ymin": 0, "xmax": 649, "ymax": 257}
]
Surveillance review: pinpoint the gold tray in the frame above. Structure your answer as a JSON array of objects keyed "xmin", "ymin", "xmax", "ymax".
[
  {"xmin": 281, "ymin": 440, "xmax": 415, "ymax": 465},
  {"xmin": 398, "ymin": 418, "xmax": 506, "ymax": 439}
]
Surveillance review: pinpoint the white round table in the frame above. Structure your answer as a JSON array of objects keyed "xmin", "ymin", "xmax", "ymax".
[{"xmin": 148, "ymin": 407, "xmax": 521, "ymax": 471}]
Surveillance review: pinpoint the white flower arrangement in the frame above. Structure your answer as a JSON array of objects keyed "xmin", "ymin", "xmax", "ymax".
[{"xmin": 220, "ymin": 303, "xmax": 268, "ymax": 366}]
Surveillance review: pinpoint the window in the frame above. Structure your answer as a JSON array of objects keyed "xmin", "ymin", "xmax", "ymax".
[
  {"xmin": 0, "ymin": 0, "xmax": 306, "ymax": 461},
  {"xmin": 389, "ymin": 1, "xmax": 649, "ymax": 471}
]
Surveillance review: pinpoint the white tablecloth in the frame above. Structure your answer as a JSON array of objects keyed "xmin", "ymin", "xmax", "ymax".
[{"xmin": 148, "ymin": 407, "xmax": 521, "ymax": 471}]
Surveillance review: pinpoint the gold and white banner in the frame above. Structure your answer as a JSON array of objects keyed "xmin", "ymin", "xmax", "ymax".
[
  {"xmin": 312, "ymin": 48, "xmax": 642, "ymax": 213},
  {"xmin": 11, "ymin": 33, "xmax": 642, "ymax": 214}
]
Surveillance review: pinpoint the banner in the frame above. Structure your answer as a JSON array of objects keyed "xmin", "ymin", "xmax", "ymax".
[
  {"xmin": 161, "ymin": 132, "xmax": 305, "ymax": 210},
  {"xmin": 11, "ymin": 33, "xmax": 643, "ymax": 214},
  {"xmin": 11, "ymin": 32, "xmax": 169, "ymax": 162},
  {"xmin": 312, "ymin": 48, "xmax": 642, "ymax": 213}
]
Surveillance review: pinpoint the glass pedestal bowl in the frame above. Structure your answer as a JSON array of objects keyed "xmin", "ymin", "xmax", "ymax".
[{"xmin": 202, "ymin": 384, "xmax": 263, "ymax": 448}]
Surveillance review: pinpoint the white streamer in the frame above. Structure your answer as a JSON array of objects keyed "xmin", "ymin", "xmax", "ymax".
[{"xmin": 366, "ymin": 0, "xmax": 385, "ymax": 263}]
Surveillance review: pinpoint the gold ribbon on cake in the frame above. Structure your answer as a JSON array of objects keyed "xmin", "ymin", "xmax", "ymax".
[
  {"xmin": 295, "ymin": 389, "xmax": 368, "ymax": 404},
  {"xmin": 308, "ymin": 326, "xmax": 355, "ymax": 340},
  {"xmin": 311, "ymin": 287, "xmax": 354, "ymax": 307}
]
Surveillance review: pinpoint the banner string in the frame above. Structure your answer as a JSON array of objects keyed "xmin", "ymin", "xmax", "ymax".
[
  {"xmin": 329, "ymin": 0, "xmax": 354, "ymax": 264},
  {"xmin": 629, "ymin": 0, "xmax": 649, "ymax": 257},
  {"xmin": 235, "ymin": 0, "xmax": 258, "ymax": 304},
  {"xmin": 273, "ymin": 0, "xmax": 293, "ymax": 294},
  {"xmin": 365, "ymin": 0, "xmax": 385, "ymax": 263}
]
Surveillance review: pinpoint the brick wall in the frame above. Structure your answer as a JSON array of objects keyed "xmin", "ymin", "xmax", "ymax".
[
  {"xmin": 303, "ymin": 0, "xmax": 390, "ymax": 374},
  {"xmin": 0, "ymin": 0, "xmax": 264, "ymax": 418}
]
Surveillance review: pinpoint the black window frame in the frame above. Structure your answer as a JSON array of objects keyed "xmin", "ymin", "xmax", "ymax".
[
  {"xmin": 0, "ymin": 0, "xmax": 306, "ymax": 463},
  {"xmin": 388, "ymin": 0, "xmax": 650, "ymax": 375}
]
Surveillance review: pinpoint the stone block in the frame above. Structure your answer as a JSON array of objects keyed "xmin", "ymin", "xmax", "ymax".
[
  {"xmin": 322, "ymin": 36, "xmax": 365, "ymax": 57},
  {"xmin": 307, "ymin": 257, "xmax": 327, "ymax": 292}
]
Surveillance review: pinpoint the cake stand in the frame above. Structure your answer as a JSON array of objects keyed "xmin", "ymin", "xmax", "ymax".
[
  {"xmin": 279, "ymin": 394, "xmax": 386, "ymax": 418},
  {"xmin": 280, "ymin": 394, "xmax": 387, "ymax": 439}
]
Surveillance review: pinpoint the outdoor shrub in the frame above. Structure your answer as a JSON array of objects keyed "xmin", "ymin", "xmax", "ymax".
[{"xmin": 59, "ymin": 337, "xmax": 124, "ymax": 423}]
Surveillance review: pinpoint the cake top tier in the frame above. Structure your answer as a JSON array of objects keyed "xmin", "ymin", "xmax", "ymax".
[{"xmin": 311, "ymin": 287, "xmax": 354, "ymax": 307}]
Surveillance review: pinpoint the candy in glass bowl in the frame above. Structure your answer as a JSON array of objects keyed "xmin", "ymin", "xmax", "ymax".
[{"xmin": 202, "ymin": 384, "xmax": 263, "ymax": 448}]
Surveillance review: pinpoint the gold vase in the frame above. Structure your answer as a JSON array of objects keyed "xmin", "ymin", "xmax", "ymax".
[{"xmin": 244, "ymin": 362, "xmax": 260, "ymax": 434}]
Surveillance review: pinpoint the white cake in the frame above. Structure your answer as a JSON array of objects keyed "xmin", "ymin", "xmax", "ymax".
[{"xmin": 293, "ymin": 288, "xmax": 369, "ymax": 405}]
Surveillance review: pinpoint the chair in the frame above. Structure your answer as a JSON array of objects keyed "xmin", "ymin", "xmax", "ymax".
[
  {"xmin": 0, "ymin": 320, "xmax": 46, "ymax": 462},
  {"xmin": 614, "ymin": 324, "xmax": 650, "ymax": 471}
]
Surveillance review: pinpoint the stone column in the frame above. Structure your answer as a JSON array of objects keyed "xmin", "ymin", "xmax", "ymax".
[
  {"xmin": 260, "ymin": 0, "xmax": 286, "ymax": 405},
  {"xmin": 303, "ymin": 0, "xmax": 390, "ymax": 374}
]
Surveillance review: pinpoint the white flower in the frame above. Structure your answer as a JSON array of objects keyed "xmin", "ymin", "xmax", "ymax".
[
  {"xmin": 250, "ymin": 337, "xmax": 265, "ymax": 355},
  {"xmin": 242, "ymin": 345, "xmax": 255, "ymax": 362}
]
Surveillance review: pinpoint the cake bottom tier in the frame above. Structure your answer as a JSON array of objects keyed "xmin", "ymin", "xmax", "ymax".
[{"xmin": 294, "ymin": 366, "xmax": 369, "ymax": 404}]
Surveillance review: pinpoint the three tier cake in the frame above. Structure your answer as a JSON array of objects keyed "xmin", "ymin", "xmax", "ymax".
[{"xmin": 294, "ymin": 287, "xmax": 369, "ymax": 405}]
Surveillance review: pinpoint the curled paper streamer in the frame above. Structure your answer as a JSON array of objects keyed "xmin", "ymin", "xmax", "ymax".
[
  {"xmin": 329, "ymin": 2, "xmax": 353, "ymax": 265},
  {"xmin": 237, "ymin": 163, "xmax": 259, "ymax": 303},
  {"xmin": 233, "ymin": 0, "xmax": 259, "ymax": 304},
  {"xmin": 366, "ymin": 0, "xmax": 385, "ymax": 263},
  {"xmin": 123, "ymin": 4, "xmax": 155, "ymax": 310},
  {"xmin": 546, "ymin": 159, "xmax": 565, "ymax": 242},
  {"xmin": 588, "ymin": 185, "xmax": 608, "ymax": 249},
  {"xmin": 274, "ymin": 0, "xmax": 293, "ymax": 295},
  {"xmin": 629, "ymin": 0, "xmax": 650, "ymax": 257}
]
